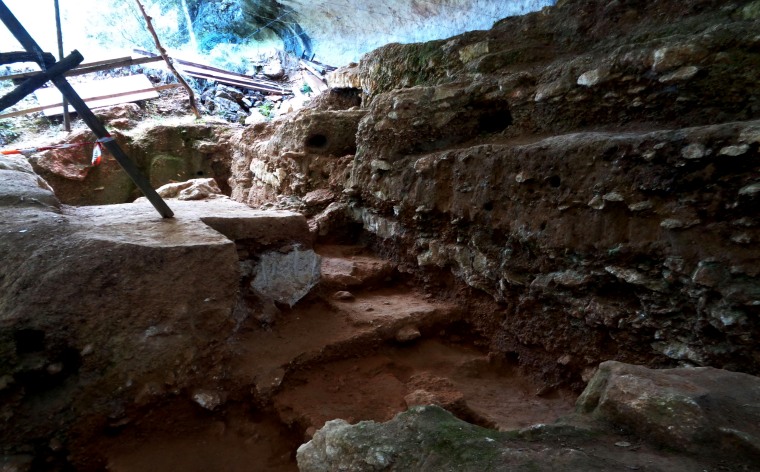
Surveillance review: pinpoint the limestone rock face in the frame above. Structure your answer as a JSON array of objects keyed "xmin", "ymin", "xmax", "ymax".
[
  {"xmin": 0, "ymin": 154, "xmax": 59, "ymax": 209},
  {"xmin": 230, "ymin": 108, "xmax": 364, "ymax": 207},
  {"xmin": 577, "ymin": 361, "xmax": 760, "ymax": 457},
  {"xmin": 231, "ymin": 0, "xmax": 760, "ymax": 385},
  {"xmin": 0, "ymin": 155, "xmax": 315, "ymax": 451}
]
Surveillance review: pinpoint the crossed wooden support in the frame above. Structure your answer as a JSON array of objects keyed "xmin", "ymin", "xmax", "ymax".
[{"xmin": 0, "ymin": 1, "xmax": 173, "ymax": 218}]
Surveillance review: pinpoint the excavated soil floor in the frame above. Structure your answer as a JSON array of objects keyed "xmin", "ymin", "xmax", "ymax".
[{"xmin": 84, "ymin": 244, "xmax": 576, "ymax": 471}]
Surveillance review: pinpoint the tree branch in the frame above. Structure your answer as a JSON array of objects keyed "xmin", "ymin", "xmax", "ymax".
[{"xmin": 134, "ymin": 0, "xmax": 201, "ymax": 119}]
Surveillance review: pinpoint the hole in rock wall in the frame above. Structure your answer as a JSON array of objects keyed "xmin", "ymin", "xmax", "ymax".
[
  {"xmin": 305, "ymin": 133, "xmax": 329, "ymax": 150},
  {"xmin": 14, "ymin": 347, "xmax": 82, "ymax": 394},
  {"xmin": 477, "ymin": 106, "xmax": 513, "ymax": 134},
  {"xmin": 14, "ymin": 329, "xmax": 45, "ymax": 354}
]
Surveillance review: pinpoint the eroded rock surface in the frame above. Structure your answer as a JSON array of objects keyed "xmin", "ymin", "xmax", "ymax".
[
  {"xmin": 298, "ymin": 363, "xmax": 760, "ymax": 471},
  {"xmin": 26, "ymin": 119, "xmax": 236, "ymax": 205}
]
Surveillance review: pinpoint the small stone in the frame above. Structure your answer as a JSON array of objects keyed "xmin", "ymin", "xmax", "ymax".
[
  {"xmin": 681, "ymin": 143, "xmax": 706, "ymax": 160},
  {"xmin": 395, "ymin": 325, "xmax": 421, "ymax": 343},
  {"xmin": 628, "ymin": 201, "xmax": 653, "ymax": 212},
  {"xmin": 370, "ymin": 160, "xmax": 392, "ymax": 172},
  {"xmin": 658, "ymin": 66, "xmax": 699, "ymax": 83},
  {"xmin": 192, "ymin": 389, "xmax": 224, "ymax": 411},
  {"xmin": 739, "ymin": 127, "xmax": 760, "ymax": 144},
  {"xmin": 731, "ymin": 217, "xmax": 756, "ymax": 228},
  {"xmin": 719, "ymin": 144, "xmax": 749, "ymax": 156},
  {"xmin": 48, "ymin": 438, "xmax": 63, "ymax": 452},
  {"xmin": 652, "ymin": 44, "xmax": 705, "ymax": 72},
  {"xmin": 46, "ymin": 363, "xmax": 63, "ymax": 375},
  {"xmin": 557, "ymin": 354, "xmax": 573, "ymax": 365},
  {"xmin": 660, "ymin": 218, "xmax": 685, "ymax": 230},
  {"xmin": 80, "ymin": 344, "xmax": 94, "ymax": 356},
  {"xmin": 332, "ymin": 291, "xmax": 355, "ymax": 301},
  {"xmin": 588, "ymin": 195, "xmax": 605, "ymax": 210},
  {"xmin": 577, "ymin": 68, "xmax": 607, "ymax": 87},
  {"xmin": 692, "ymin": 261, "xmax": 727, "ymax": 288},
  {"xmin": 615, "ymin": 441, "xmax": 632, "ymax": 448},
  {"xmin": 731, "ymin": 233, "xmax": 751, "ymax": 245},
  {"xmin": 603, "ymin": 192, "xmax": 625, "ymax": 202},
  {"xmin": 515, "ymin": 172, "xmax": 532, "ymax": 183},
  {"xmin": 303, "ymin": 189, "xmax": 335, "ymax": 208},
  {"xmin": 738, "ymin": 182, "xmax": 760, "ymax": 197}
]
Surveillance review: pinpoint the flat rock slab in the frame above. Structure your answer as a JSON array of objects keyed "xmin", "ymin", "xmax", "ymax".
[
  {"xmin": 68, "ymin": 199, "xmax": 309, "ymax": 247},
  {"xmin": 0, "ymin": 195, "xmax": 312, "ymax": 448}
]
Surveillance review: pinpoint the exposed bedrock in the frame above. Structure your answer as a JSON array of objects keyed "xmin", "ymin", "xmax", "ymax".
[
  {"xmin": 0, "ymin": 152, "xmax": 317, "ymax": 455},
  {"xmin": 231, "ymin": 0, "xmax": 760, "ymax": 386}
]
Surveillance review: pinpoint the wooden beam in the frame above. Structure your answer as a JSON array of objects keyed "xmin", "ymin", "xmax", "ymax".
[
  {"xmin": 0, "ymin": 51, "xmax": 55, "ymax": 65},
  {"xmin": 134, "ymin": 48, "xmax": 288, "ymax": 89},
  {"xmin": 54, "ymin": 0, "xmax": 71, "ymax": 131},
  {"xmin": 0, "ymin": 83, "xmax": 181, "ymax": 119},
  {"xmin": 0, "ymin": 56, "xmax": 165, "ymax": 81},
  {"xmin": 181, "ymin": 69, "xmax": 290, "ymax": 94},
  {"xmin": 0, "ymin": 50, "xmax": 83, "ymax": 112},
  {"xmin": 299, "ymin": 59, "xmax": 324, "ymax": 76},
  {"xmin": 0, "ymin": 1, "xmax": 173, "ymax": 218}
]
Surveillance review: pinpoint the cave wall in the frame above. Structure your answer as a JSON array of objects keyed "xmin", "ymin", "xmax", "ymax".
[
  {"xmin": 187, "ymin": 0, "xmax": 555, "ymax": 65},
  {"xmin": 231, "ymin": 0, "xmax": 760, "ymax": 385}
]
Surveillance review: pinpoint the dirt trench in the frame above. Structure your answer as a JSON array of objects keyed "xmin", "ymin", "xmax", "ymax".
[{"xmin": 62, "ymin": 243, "xmax": 575, "ymax": 471}]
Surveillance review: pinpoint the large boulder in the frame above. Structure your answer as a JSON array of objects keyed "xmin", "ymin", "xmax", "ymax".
[
  {"xmin": 298, "ymin": 363, "xmax": 760, "ymax": 471},
  {"xmin": 297, "ymin": 405, "xmax": 617, "ymax": 472},
  {"xmin": 0, "ymin": 156, "xmax": 318, "ymax": 457},
  {"xmin": 577, "ymin": 361, "xmax": 760, "ymax": 457}
]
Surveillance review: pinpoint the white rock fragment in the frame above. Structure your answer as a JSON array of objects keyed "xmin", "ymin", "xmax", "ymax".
[
  {"xmin": 628, "ymin": 201, "xmax": 653, "ymax": 212},
  {"xmin": 588, "ymin": 195, "xmax": 605, "ymax": 210},
  {"xmin": 738, "ymin": 127, "xmax": 760, "ymax": 144},
  {"xmin": 515, "ymin": 172, "xmax": 532, "ymax": 183},
  {"xmin": 192, "ymin": 389, "xmax": 223, "ymax": 411},
  {"xmin": 681, "ymin": 143, "xmax": 706, "ymax": 160},
  {"xmin": 718, "ymin": 144, "xmax": 749, "ymax": 157},
  {"xmin": 660, "ymin": 219, "xmax": 684, "ymax": 229},
  {"xmin": 577, "ymin": 68, "xmax": 607, "ymax": 87},
  {"xmin": 603, "ymin": 192, "xmax": 625, "ymax": 202},
  {"xmin": 371, "ymin": 160, "xmax": 392, "ymax": 172},
  {"xmin": 251, "ymin": 247, "xmax": 321, "ymax": 307},
  {"xmin": 731, "ymin": 233, "xmax": 751, "ymax": 245},
  {"xmin": 659, "ymin": 66, "xmax": 699, "ymax": 83},
  {"xmin": 738, "ymin": 182, "xmax": 760, "ymax": 197}
]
